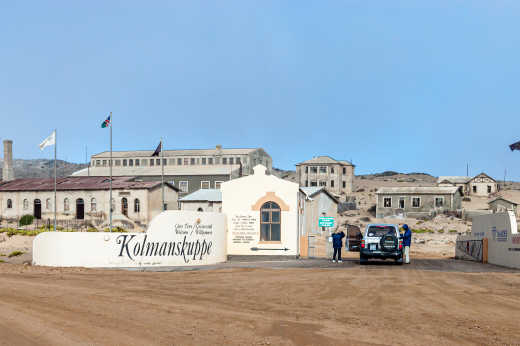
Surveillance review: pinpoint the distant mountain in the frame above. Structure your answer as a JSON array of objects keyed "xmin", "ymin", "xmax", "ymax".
[{"xmin": 0, "ymin": 159, "xmax": 87, "ymax": 179}]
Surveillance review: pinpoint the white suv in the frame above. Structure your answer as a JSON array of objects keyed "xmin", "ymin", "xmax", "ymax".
[{"xmin": 360, "ymin": 224, "xmax": 403, "ymax": 265}]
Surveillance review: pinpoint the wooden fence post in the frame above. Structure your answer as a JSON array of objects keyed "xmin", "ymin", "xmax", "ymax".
[{"xmin": 482, "ymin": 238, "xmax": 488, "ymax": 264}]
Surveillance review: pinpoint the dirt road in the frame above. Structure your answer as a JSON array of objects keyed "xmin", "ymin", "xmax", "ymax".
[{"xmin": 0, "ymin": 259, "xmax": 519, "ymax": 345}]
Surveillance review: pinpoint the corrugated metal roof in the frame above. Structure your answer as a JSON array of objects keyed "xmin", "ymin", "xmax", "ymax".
[
  {"xmin": 300, "ymin": 187, "xmax": 324, "ymax": 196},
  {"xmin": 299, "ymin": 187, "xmax": 340, "ymax": 203},
  {"xmin": 72, "ymin": 165, "xmax": 236, "ymax": 176},
  {"xmin": 488, "ymin": 197, "xmax": 518, "ymax": 206},
  {"xmin": 376, "ymin": 186, "xmax": 461, "ymax": 195},
  {"xmin": 0, "ymin": 176, "xmax": 178, "ymax": 192},
  {"xmin": 92, "ymin": 147, "xmax": 264, "ymax": 158},
  {"xmin": 437, "ymin": 176, "xmax": 471, "ymax": 184},
  {"xmin": 296, "ymin": 156, "xmax": 353, "ymax": 166},
  {"xmin": 179, "ymin": 189, "xmax": 222, "ymax": 202}
]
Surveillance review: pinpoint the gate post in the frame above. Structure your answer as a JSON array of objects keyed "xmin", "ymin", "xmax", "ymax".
[{"xmin": 482, "ymin": 238, "xmax": 488, "ymax": 264}]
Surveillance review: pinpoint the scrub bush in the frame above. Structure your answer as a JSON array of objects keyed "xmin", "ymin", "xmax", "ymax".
[
  {"xmin": 8, "ymin": 251, "xmax": 24, "ymax": 257},
  {"xmin": 19, "ymin": 215, "xmax": 34, "ymax": 226}
]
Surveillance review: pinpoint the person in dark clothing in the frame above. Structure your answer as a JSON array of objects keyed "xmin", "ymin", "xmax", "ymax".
[
  {"xmin": 331, "ymin": 230, "xmax": 345, "ymax": 263},
  {"xmin": 401, "ymin": 224, "xmax": 412, "ymax": 264}
]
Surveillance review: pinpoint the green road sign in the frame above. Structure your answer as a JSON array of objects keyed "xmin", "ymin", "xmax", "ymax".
[{"xmin": 318, "ymin": 217, "xmax": 335, "ymax": 228}]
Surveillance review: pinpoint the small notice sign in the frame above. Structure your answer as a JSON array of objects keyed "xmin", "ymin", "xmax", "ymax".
[{"xmin": 319, "ymin": 217, "xmax": 335, "ymax": 228}]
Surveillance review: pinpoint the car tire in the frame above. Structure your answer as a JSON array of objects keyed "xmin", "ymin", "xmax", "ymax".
[
  {"xmin": 360, "ymin": 255, "xmax": 368, "ymax": 265},
  {"xmin": 395, "ymin": 258, "xmax": 403, "ymax": 265}
]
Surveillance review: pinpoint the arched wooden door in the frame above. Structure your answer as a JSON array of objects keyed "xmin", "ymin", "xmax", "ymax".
[
  {"xmin": 76, "ymin": 198, "xmax": 84, "ymax": 220},
  {"xmin": 34, "ymin": 199, "xmax": 42, "ymax": 219}
]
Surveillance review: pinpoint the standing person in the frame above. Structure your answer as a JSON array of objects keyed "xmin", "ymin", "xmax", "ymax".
[
  {"xmin": 331, "ymin": 229, "xmax": 345, "ymax": 263},
  {"xmin": 401, "ymin": 224, "xmax": 412, "ymax": 264}
]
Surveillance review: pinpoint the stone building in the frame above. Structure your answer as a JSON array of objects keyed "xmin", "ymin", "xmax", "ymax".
[
  {"xmin": 488, "ymin": 197, "xmax": 518, "ymax": 216},
  {"xmin": 295, "ymin": 156, "xmax": 355, "ymax": 198},
  {"xmin": 437, "ymin": 173, "xmax": 498, "ymax": 197},
  {"xmin": 179, "ymin": 189, "xmax": 222, "ymax": 212},
  {"xmin": 72, "ymin": 145, "xmax": 272, "ymax": 197},
  {"xmin": 0, "ymin": 176, "xmax": 178, "ymax": 229},
  {"xmin": 376, "ymin": 186, "xmax": 463, "ymax": 218}
]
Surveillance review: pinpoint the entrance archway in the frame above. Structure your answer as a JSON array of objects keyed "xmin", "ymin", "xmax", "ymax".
[
  {"xmin": 121, "ymin": 198, "xmax": 128, "ymax": 216},
  {"xmin": 76, "ymin": 198, "xmax": 84, "ymax": 220},
  {"xmin": 34, "ymin": 199, "xmax": 42, "ymax": 219}
]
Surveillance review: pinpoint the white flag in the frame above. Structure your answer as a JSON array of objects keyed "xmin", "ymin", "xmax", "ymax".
[{"xmin": 39, "ymin": 131, "xmax": 56, "ymax": 150}]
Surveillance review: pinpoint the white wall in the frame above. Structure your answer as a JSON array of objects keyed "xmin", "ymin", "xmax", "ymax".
[
  {"xmin": 456, "ymin": 211, "xmax": 520, "ymax": 269},
  {"xmin": 181, "ymin": 201, "xmax": 222, "ymax": 212},
  {"xmin": 33, "ymin": 211, "xmax": 227, "ymax": 268},
  {"xmin": 221, "ymin": 165, "xmax": 300, "ymax": 256}
]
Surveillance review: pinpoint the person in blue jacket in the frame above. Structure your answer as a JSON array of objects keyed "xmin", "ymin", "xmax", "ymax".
[
  {"xmin": 401, "ymin": 224, "xmax": 412, "ymax": 264},
  {"xmin": 331, "ymin": 230, "xmax": 345, "ymax": 263}
]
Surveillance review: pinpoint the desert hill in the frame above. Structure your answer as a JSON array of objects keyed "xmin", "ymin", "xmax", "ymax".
[{"xmin": 0, "ymin": 159, "xmax": 87, "ymax": 179}]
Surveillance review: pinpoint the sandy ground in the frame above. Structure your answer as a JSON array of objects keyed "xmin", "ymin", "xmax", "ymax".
[{"xmin": 0, "ymin": 259, "xmax": 519, "ymax": 345}]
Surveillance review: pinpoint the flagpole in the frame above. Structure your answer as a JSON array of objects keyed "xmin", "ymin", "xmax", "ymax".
[
  {"xmin": 109, "ymin": 112, "xmax": 113, "ymax": 233},
  {"xmin": 161, "ymin": 138, "xmax": 165, "ymax": 210},
  {"xmin": 54, "ymin": 129, "xmax": 57, "ymax": 232}
]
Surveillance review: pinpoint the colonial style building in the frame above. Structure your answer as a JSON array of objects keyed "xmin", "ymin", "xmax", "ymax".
[
  {"xmin": 376, "ymin": 186, "xmax": 463, "ymax": 219},
  {"xmin": 72, "ymin": 145, "xmax": 272, "ymax": 197},
  {"xmin": 437, "ymin": 173, "xmax": 498, "ymax": 197},
  {"xmin": 0, "ymin": 176, "xmax": 178, "ymax": 230},
  {"xmin": 295, "ymin": 156, "xmax": 355, "ymax": 198}
]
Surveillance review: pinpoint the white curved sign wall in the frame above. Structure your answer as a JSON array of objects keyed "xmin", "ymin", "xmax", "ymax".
[{"xmin": 33, "ymin": 211, "xmax": 227, "ymax": 268}]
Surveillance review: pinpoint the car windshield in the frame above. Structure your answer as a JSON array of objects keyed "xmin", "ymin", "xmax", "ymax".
[{"xmin": 366, "ymin": 226, "xmax": 396, "ymax": 237}]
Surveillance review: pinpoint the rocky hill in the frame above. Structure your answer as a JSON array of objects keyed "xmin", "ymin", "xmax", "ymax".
[{"xmin": 0, "ymin": 159, "xmax": 87, "ymax": 179}]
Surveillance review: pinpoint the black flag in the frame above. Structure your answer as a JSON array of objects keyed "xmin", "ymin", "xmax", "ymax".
[
  {"xmin": 509, "ymin": 140, "xmax": 520, "ymax": 151},
  {"xmin": 151, "ymin": 142, "xmax": 162, "ymax": 156}
]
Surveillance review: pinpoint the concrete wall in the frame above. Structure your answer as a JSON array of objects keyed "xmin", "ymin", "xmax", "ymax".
[
  {"xmin": 33, "ymin": 211, "xmax": 227, "ymax": 268},
  {"xmin": 376, "ymin": 193, "xmax": 461, "ymax": 218},
  {"xmin": 180, "ymin": 201, "xmax": 222, "ymax": 212},
  {"xmin": 456, "ymin": 211, "xmax": 520, "ymax": 269},
  {"xmin": 221, "ymin": 165, "xmax": 299, "ymax": 257}
]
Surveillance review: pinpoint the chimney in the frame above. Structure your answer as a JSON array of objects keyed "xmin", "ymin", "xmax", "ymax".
[{"xmin": 3, "ymin": 140, "xmax": 14, "ymax": 181}]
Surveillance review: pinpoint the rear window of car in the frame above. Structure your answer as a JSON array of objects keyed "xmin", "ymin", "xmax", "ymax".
[{"xmin": 366, "ymin": 226, "xmax": 396, "ymax": 237}]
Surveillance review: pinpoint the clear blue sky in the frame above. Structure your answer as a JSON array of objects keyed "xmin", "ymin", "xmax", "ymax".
[{"xmin": 1, "ymin": 1, "xmax": 520, "ymax": 179}]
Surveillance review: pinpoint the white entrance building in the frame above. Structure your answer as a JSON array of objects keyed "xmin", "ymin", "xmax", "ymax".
[{"xmin": 221, "ymin": 165, "xmax": 300, "ymax": 257}]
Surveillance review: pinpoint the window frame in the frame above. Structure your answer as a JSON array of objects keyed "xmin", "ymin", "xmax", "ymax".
[
  {"xmin": 319, "ymin": 166, "xmax": 327, "ymax": 174},
  {"xmin": 383, "ymin": 197, "xmax": 392, "ymax": 208},
  {"xmin": 215, "ymin": 181, "xmax": 223, "ymax": 189},
  {"xmin": 179, "ymin": 181, "xmax": 189, "ymax": 193},
  {"xmin": 91, "ymin": 198, "xmax": 97, "ymax": 212},
  {"xmin": 260, "ymin": 201, "xmax": 282, "ymax": 243},
  {"xmin": 134, "ymin": 198, "xmax": 140, "ymax": 213},
  {"xmin": 398, "ymin": 197, "xmax": 406, "ymax": 209},
  {"xmin": 435, "ymin": 196, "xmax": 444, "ymax": 208},
  {"xmin": 201, "ymin": 181, "xmax": 210, "ymax": 189},
  {"xmin": 412, "ymin": 197, "xmax": 421, "ymax": 208},
  {"xmin": 7, "ymin": 199, "xmax": 12, "ymax": 209}
]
